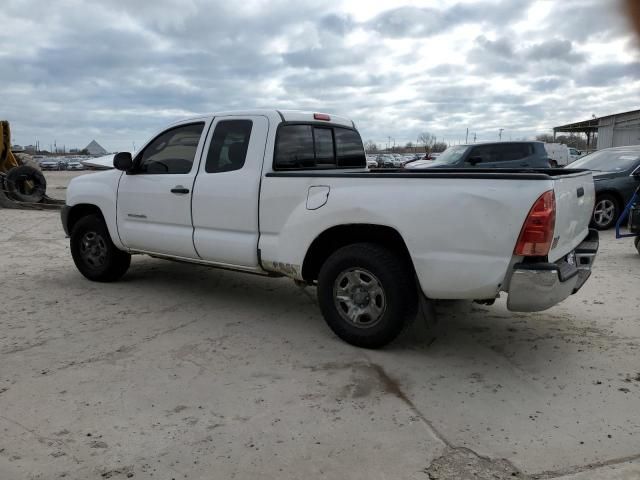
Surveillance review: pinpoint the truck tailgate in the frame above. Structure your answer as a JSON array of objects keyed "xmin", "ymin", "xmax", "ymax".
[{"xmin": 548, "ymin": 171, "xmax": 594, "ymax": 262}]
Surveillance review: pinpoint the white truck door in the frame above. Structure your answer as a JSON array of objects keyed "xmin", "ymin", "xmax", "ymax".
[
  {"xmin": 116, "ymin": 120, "xmax": 209, "ymax": 258},
  {"xmin": 191, "ymin": 115, "xmax": 269, "ymax": 268}
]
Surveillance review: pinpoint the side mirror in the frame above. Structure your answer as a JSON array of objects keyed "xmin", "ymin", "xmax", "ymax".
[
  {"xmin": 467, "ymin": 156, "xmax": 482, "ymax": 165},
  {"xmin": 113, "ymin": 152, "xmax": 133, "ymax": 171}
]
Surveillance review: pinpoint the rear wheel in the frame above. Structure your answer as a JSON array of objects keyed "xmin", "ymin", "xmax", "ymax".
[
  {"xmin": 592, "ymin": 194, "xmax": 619, "ymax": 230},
  {"xmin": 317, "ymin": 243, "xmax": 418, "ymax": 349},
  {"xmin": 70, "ymin": 214, "xmax": 131, "ymax": 282}
]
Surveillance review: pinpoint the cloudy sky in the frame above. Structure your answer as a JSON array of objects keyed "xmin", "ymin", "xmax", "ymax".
[{"xmin": 2, "ymin": 0, "xmax": 639, "ymax": 152}]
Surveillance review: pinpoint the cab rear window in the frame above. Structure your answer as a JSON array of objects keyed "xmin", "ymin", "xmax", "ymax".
[{"xmin": 274, "ymin": 124, "xmax": 365, "ymax": 170}]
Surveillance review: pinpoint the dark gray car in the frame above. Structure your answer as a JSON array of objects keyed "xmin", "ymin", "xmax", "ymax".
[
  {"xmin": 404, "ymin": 141, "xmax": 551, "ymax": 169},
  {"xmin": 569, "ymin": 145, "xmax": 640, "ymax": 229}
]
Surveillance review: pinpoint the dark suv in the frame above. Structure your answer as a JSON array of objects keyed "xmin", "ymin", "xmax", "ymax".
[{"xmin": 404, "ymin": 141, "xmax": 551, "ymax": 169}]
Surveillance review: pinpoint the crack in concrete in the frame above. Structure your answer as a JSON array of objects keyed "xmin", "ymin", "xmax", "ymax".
[
  {"xmin": 364, "ymin": 359, "xmax": 640, "ymax": 480},
  {"xmin": 364, "ymin": 360, "xmax": 451, "ymax": 448},
  {"xmin": 56, "ymin": 318, "xmax": 201, "ymax": 371},
  {"xmin": 0, "ymin": 415, "xmax": 82, "ymax": 465},
  {"xmin": 1, "ymin": 339, "xmax": 50, "ymax": 355},
  {"xmin": 530, "ymin": 452, "xmax": 640, "ymax": 479},
  {"xmin": 310, "ymin": 358, "xmax": 526, "ymax": 477}
]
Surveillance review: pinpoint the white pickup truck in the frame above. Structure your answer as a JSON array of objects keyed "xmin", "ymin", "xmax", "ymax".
[{"xmin": 62, "ymin": 110, "xmax": 599, "ymax": 348}]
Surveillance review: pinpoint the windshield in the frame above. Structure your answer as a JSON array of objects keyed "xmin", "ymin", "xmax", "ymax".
[
  {"xmin": 431, "ymin": 145, "xmax": 470, "ymax": 165},
  {"xmin": 571, "ymin": 149, "xmax": 640, "ymax": 172}
]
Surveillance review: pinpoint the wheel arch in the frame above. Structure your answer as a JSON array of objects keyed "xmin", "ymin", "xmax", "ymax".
[
  {"xmin": 596, "ymin": 189, "xmax": 624, "ymax": 209},
  {"xmin": 65, "ymin": 204, "xmax": 106, "ymax": 235},
  {"xmin": 301, "ymin": 224, "xmax": 414, "ymax": 282}
]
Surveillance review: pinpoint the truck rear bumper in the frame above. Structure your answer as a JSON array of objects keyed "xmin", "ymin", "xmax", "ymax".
[{"xmin": 507, "ymin": 229, "xmax": 599, "ymax": 312}]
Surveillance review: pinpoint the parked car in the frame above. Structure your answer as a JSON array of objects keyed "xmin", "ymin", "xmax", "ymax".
[
  {"xmin": 569, "ymin": 147, "xmax": 583, "ymax": 163},
  {"xmin": 404, "ymin": 142, "xmax": 551, "ymax": 169},
  {"xmin": 39, "ymin": 159, "xmax": 61, "ymax": 170},
  {"xmin": 366, "ymin": 156, "xmax": 379, "ymax": 169},
  {"xmin": 66, "ymin": 161, "xmax": 85, "ymax": 171},
  {"xmin": 377, "ymin": 154, "xmax": 396, "ymax": 168},
  {"xmin": 386, "ymin": 154, "xmax": 401, "ymax": 167},
  {"xmin": 544, "ymin": 143, "xmax": 584, "ymax": 167},
  {"xmin": 62, "ymin": 109, "xmax": 598, "ymax": 348},
  {"xmin": 569, "ymin": 145, "xmax": 640, "ymax": 229}
]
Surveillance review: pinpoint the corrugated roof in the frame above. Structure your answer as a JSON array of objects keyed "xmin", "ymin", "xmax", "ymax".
[{"xmin": 554, "ymin": 108, "xmax": 640, "ymax": 132}]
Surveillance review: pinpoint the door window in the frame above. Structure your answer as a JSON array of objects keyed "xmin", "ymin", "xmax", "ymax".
[
  {"xmin": 137, "ymin": 123, "xmax": 204, "ymax": 174},
  {"xmin": 468, "ymin": 145, "xmax": 500, "ymax": 163},
  {"xmin": 205, "ymin": 120, "xmax": 253, "ymax": 173}
]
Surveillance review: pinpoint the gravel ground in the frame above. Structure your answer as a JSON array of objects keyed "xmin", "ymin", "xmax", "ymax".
[{"xmin": 1, "ymin": 172, "xmax": 639, "ymax": 479}]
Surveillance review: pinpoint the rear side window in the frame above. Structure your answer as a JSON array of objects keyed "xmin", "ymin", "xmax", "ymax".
[
  {"xmin": 137, "ymin": 123, "xmax": 204, "ymax": 174},
  {"xmin": 274, "ymin": 124, "xmax": 365, "ymax": 170},
  {"xmin": 501, "ymin": 144, "xmax": 533, "ymax": 161},
  {"xmin": 469, "ymin": 143, "xmax": 532, "ymax": 163},
  {"xmin": 274, "ymin": 125, "xmax": 316, "ymax": 169},
  {"xmin": 335, "ymin": 128, "xmax": 366, "ymax": 167},
  {"xmin": 205, "ymin": 120, "xmax": 253, "ymax": 173}
]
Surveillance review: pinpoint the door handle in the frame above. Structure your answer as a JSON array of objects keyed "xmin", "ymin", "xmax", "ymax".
[{"xmin": 171, "ymin": 186, "xmax": 190, "ymax": 194}]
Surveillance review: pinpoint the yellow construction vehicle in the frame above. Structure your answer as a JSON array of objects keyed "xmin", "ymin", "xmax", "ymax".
[{"xmin": 0, "ymin": 120, "xmax": 49, "ymax": 206}]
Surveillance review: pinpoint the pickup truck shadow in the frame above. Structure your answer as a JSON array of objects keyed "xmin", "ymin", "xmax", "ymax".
[
  {"xmin": 113, "ymin": 257, "xmax": 597, "ymax": 363},
  {"xmin": 116, "ymin": 257, "xmax": 327, "ymax": 335}
]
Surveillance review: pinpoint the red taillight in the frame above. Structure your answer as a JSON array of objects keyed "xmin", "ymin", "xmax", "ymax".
[
  {"xmin": 514, "ymin": 190, "xmax": 556, "ymax": 256},
  {"xmin": 313, "ymin": 113, "xmax": 331, "ymax": 121}
]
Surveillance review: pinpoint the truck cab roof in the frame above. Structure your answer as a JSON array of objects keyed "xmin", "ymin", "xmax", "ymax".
[{"xmin": 172, "ymin": 110, "xmax": 355, "ymax": 129}]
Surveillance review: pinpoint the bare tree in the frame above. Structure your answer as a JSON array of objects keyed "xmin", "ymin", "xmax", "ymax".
[
  {"xmin": 418, "ymin": 132, "xmax": 436, "ymax": 153},
  {"xmin": 431, "ymin": 142, "xmax": 448, "ymax": 153},
  {"xmin": 535, "ymin": 134, "xmax": 555, "ymax": 143},
  {"xmin": 536, "ymin": 133, "xmax": 587, "ymax": 150},
  {"xmin": 364, "ymin": 140, "xmax": 378, "ymax": 153}
]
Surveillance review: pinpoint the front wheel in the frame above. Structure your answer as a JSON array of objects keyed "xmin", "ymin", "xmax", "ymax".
[
  {"xmin": 70, "ymin": 214, "xmax": 131, "ymax": 282},
  {"xmin": 317, "ymin": 243, "xmax": 418, "ymax": 349},
  {"xmin": 591, "ymin": 194, "xmax": 619, "ymax": 230}
]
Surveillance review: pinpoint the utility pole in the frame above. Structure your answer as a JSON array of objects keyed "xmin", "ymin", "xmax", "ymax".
[
  {"xmin": 465, "ymin": 128, "xmax": 469, "ymax": 143},
  {"xmin": 387, "ymin": 136, "xmax": 391, "ymax": 152},
  {"xmin": 473, "ymin": 132, "xmax": 477, "ymax": 143},
  {"xmin": 498, "ymin": 129, "xmax": 504, "ymax": 141}
]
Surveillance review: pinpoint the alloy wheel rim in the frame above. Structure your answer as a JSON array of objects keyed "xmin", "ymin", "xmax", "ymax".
[
  {"xmin": 79, "ymin": 231, "xmax": 107, "ymax": 268},
  {"xmin": 333, "ymin": 268, "xmax": 386, "ymax": 329},
  {"xmin": 594, "ymin": 199, "xmax": 615, "ymax": 227}
]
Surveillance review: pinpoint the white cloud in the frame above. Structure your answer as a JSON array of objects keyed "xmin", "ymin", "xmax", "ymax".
[{"xmin": 0, "ymin": 0, "xmax": 638, "ymax": 151}]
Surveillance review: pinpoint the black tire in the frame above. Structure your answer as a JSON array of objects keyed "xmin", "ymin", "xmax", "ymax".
[
  {"xmin": 591, "ymin": 193, "xmax": 620, "ymax": 230},
  {"xmin": 317, "ymin": 243, "xmax": 418, "ymax": 349},
  {"xmin": 5, "ymin": 165, "xmax": 47, "ymax": 203},
  {"xmin": 70, "ymin": 214, "xmax": 131, "ymax": 282},
  {"xmin": 635, "ymin": 237, "xmax": 640, "ymax": 255}
]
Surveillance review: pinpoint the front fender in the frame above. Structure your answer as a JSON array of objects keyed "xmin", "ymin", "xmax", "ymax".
[{"xmin": 65, "ymin": 170, "xmax": 124, "ymax": 249}]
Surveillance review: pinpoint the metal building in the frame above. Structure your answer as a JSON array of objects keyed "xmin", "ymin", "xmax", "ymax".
[{"xmin": 553, "ymin": 109, "xmax": 640, "ymax": 150}]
